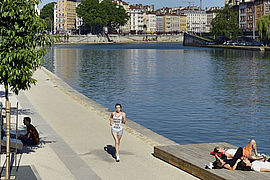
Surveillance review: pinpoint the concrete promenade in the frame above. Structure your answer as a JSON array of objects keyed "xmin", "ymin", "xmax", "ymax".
[{"xmin": 1, "ymin": 68, "xmax": 198, "ymax": 180}]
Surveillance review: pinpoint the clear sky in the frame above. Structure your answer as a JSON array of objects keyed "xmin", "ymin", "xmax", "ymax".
[{"xmin": 39, "ymin": 0, "xmax": 224, "ymax": 9}]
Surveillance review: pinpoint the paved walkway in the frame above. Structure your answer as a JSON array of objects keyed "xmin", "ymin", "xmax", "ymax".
[{"xmin": 1, "ymin": 68, "xmax": 198, "ymax": 180}]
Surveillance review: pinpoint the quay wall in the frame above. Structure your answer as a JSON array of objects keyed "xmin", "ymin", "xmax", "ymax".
[
  {"xmin": 56, "ymin": 34, "xmax": 184, "ymax": 44},
  {"xmin": 41, "ymin": 66, "xmax": 177, "ymax": 147},
  {"xmin": 183, "ymin": 33, "xmax": 270, "ymax": 51},
  {"xmin": 201, "ymin": 44, "xmax": 270, "ymax": 51},
  {"xmin": 183, "ymin": 33, "xmax": 210, "ymax": 46}
]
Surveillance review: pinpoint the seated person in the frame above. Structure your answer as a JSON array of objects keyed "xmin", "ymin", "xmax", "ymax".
[
  {"xmin": 18, "ymin": 117, "xmax": 39, "ymax": 146},
  {"xmin": 213, "ymin": 140, "xmax": 262, "ymax": 160}
]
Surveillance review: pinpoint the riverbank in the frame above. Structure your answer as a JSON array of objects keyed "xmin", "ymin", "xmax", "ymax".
[
  {"xmin": 2, "ymin": 67, "xmax": 197, "ymax": 179},
  {"xmin": 183, "ymin": 33, "xmax": 270, "ymax": 51},
  {"xmin": 201, "ymin": 44, "xmax": 270, "ymax": 51},
  {"xmin": 55, "ymin": 34, "xmax": 184, "ymax": 45}
]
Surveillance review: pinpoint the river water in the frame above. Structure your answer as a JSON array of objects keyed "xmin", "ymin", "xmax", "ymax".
[{"xmin": 44, "ymin": 43, "xmax": 270, "ymax": 154}]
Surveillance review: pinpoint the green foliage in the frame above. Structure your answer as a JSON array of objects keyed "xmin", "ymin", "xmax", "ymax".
[
  {"xmin": 210, "ymin": 6, "xmax": 242, "ymax": 40},
  {"xmin": 0, "ymin": 0, "xmax": 54, "ymax": 99},
  {"xmin": 257, "ymin": 14, "xmax": 270, "ymax": 45},
  {"xmin": 40, "ymin": 2, "xmax": 56, "ymax": 32},
  {"xmin": 76, "ymin": 0, "xmax": 129, "ymax": 34}
]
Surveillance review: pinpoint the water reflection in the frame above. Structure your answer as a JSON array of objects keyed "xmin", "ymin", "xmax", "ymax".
[{"xmin": 43, "ymin": 44, "xmax": 270, "ymax": 154}]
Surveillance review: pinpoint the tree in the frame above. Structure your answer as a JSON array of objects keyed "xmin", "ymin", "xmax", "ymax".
[
  {"xmin": 210, "ymin": 6, "xmax": 242, "ymax": 41},
  {"xmin": 77, "ymin": 0, "xmax": 105, "ymax": 34},
  {"xmin": 100, "ymin": 0, "xmax": 129, "ymax": 30},
  {"xmin": 40, "ymin": 2, "xmax": 56, "ymax": 32},
  {"xmin": 257, "ymin": 14, "xmax": 270, "ymax": 45},
  {"xmin": 76, "ymin": 0, "xmax": 129, "ymax": 34},
  {"xmin": 0, "ymin": 0, "xmax": 53, "ymax": 178}
]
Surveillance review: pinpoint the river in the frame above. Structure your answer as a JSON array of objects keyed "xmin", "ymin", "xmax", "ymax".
[{"xmin": 44, "ymin": 43, "xmax": 270, "ymax": 154}]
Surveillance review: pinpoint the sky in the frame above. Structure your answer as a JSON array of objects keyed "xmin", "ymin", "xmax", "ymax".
[{"xmin": 39, "ymin": 0, "xmax": 224, "ymax": 9}]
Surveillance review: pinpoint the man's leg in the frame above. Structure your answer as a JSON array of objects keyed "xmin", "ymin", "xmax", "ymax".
[{"xmin": 18, "ymin": 136, "xmax": 36, "ymax": 146}]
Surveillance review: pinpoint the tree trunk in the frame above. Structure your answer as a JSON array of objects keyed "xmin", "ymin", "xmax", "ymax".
[{"xmin": 4, "ymin": 85, "xmax": 10, "ymax": 179}]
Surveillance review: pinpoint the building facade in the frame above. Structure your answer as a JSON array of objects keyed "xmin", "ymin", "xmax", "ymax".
[
  {"xmin": 55, "ymin": 0, "xmax": 77, "ymax": 34},
  {"xmin": 143, "ymin": 13, "xmax": 156, "ymax": 34},
  {"xmin": 254, "ymin": 0, "xmax": 270, "ymax": 26},
  {"xmin": 236, "ymin": 0, "xmax": 270, "ymax": 32},
  {"xmin": 206, "ymin": 10, "xmax": 216, "ymax": 33},
  {"xmin": 226, "ymin": 0, "xmax": 241, "ymax": 6},
  {"xmin": 129, "ymin": 6, "xmax": 144, "ymax": 34},
  {"xmin": 156, "ymin": 15, "xmax": 165, "ymax": 33},
  {"xmin": 179, "ymin": 15, "xmax": 187, "ymax": 32},
  {"xmin": 239, "ymin": 0, "xmax": 255, "ymax": 32},
  {"xmin": 182, "ymin": 8, "xmax": 207, "ymax": 33}
]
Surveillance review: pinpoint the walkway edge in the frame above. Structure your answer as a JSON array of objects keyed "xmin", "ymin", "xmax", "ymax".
[{"xmin": 40, "ymin": 66, "xmax": 177, "ymax": 147}]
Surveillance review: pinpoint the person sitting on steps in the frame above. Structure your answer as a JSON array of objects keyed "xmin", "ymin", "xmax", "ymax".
[{"xmin": 18, "ymin": 117, "xmax": 40, "ymax": 146}]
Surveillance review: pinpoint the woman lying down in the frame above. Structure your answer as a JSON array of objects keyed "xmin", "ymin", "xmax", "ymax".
[{"xmin": 213, "ymin": 148, "xmax": 270, "ymax": 172}]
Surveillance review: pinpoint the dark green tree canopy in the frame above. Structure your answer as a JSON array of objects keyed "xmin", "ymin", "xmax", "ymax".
[
  {"xmin": 211, "ymin": 6, "xmax": 242, "ymax": 41},
  {"xmin": 76, "ymin": 0, "xmax": 129, "ymax": 34},
  {"xmin": 0, "ymin": 0, "xmax": 53, "ymax": 98},
  {"xmin": 40, "ymin": 2, "xmax": 56, "ymax": 32},
  {"xmin": 257, "ymin": 14, "xmax": 270, "ymax": 45}
]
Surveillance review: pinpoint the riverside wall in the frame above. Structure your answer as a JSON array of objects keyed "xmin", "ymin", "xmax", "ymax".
[
  {"xmin": 183, "ymin": 33, "xmax": 270, "ymax": 51},
  {"xmin": 183, "ymin": 33, "xmax": 210, "ymax": 46},
  {"xmin": 56, "ymin": 34, "xmax": 184, "ymax": 44},
  {"xmin": 14, "ymin": 67, "xmax": 198, "ymax": 180}
]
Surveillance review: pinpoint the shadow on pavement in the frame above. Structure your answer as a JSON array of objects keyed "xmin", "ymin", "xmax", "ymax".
[
  {"xmin": 18, "ymin": 139, "xmax": 56, "ymax": 154},
  {"xmin": 104, "ymin": 145, "xmax": 116, "ymax": 159},
  {"xmin": 1, "ymin": 165, "xmax": 38, "ymax": 180}
]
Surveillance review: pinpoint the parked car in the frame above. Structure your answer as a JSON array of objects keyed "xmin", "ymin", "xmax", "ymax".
[
  {"xmin": 223, "ymin": 41, "xmax": 237, "ymax": 45},
  {"xmin": 206, "ymin": 41, "xmax": 215, "ymax": 45},
  {"xmin": 236, "ymin": 41, "xmax": 247, "ymax": 46},
  {"xmin": 251, "ymin": 41, "xmax": 263, "ymax": 46}
]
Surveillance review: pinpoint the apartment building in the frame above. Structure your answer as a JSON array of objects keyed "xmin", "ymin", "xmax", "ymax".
[
  {"xmin": 143, "ymin": 13, "xmax": 156, "ymax": 34},
  {"xmin": 205, "ymin": 10, "xmax": 216, "ymax": 33},
  {"xmin": 113, "ymin": 0, "xmax": 130, "ymax": 33},
  {"xmin": 182, "ymin": 8, "xmax": 207, "ymax": 33},
  {"xmin": 55, "ymin": 0, "xmax": 76, "ymax": 34},
  {"xmin": 169, "ymin": 15, "xmax": 180, "ymax": 33},
  {"xmin": 254, "ymin": 0, "xmax": 270, "ymax": 26},
  {"xmin": 129, "ymin": 5, "xmax": 144, "ymax": 34},
  {"xmin": 237, "ymin": 0, "xmax": 270, "ymax": 32},
  {"xmin": 179, "ymin": 15, "xmax": 187, "ymax": 32},
  {"xmin": 226, "ymin": 0, "xmax": 241, "ymax": 6},
  {"xmin": 54, "ymin": 3, "xmax": 57, "ymax": 33},
  {"xmin": 75, "ymin": 0, "xmax": 83, "ymax": 34},
  {"xmin": 156, "ymin": 15, "xmax": 165, "ymax": 33}
]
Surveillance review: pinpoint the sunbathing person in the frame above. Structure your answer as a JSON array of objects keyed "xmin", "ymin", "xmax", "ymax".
[
  {"xmin": 213, "ymin": 147, "xmax": 247, "ymax": 170},
  {"xmin": 242, "ymin": 157, "xmax": 270, "ymax": 172},
  {"xmin": 213, "ymin": 140, "xmax": 262, "ymax": 160},
  {"xmin": 18, "ymin": 117, "xmax": 39, "ymax": 146}
]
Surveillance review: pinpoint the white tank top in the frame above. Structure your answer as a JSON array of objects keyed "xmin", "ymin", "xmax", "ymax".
[{"xmin": 112, "ymin": 112, "xmax": 123, "ymax": 131}]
